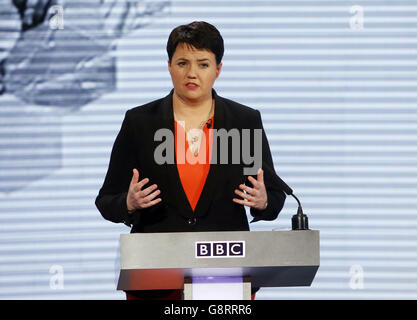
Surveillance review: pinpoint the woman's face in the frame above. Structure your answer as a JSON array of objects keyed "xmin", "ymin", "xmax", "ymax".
[{"xmin": 168, "ymin": 43, "xmax": 222, "ymax": 104}]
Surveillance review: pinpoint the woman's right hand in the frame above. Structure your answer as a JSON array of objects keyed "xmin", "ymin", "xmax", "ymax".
[{"xmin": 126, "ymin": 169, "xmax": 162, "ymax": 212}]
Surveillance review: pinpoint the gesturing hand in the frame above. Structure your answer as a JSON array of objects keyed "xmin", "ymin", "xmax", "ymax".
[
  {"xmin": 126, "ymin": 169, "xmax": 162, "ymax": 212},
  {"xmin": 233, "ymin": 168, "xmax": 268, "ymax": 210}
]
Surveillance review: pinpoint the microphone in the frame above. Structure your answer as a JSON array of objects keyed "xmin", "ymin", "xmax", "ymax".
[
  {"xmin": 206, "ymin": 118, "xmax": 212, "ymax": 128},
  {"xmin": 290, "ymin": 193, "xmax": 309, "ymax": 231},
  {"xmin": 274, "ymin": 173, "xmax": 309, "ymax": 230}
]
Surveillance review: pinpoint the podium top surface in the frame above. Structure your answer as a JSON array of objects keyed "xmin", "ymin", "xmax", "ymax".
[{"xmin": 120, "ymin": 230, "xmax": 319, "ymax": 270}]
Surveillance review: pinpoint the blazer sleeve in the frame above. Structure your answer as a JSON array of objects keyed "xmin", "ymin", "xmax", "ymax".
[
  {"xmin": 249, "ymin": 110, "xmax": 286, "ymax": 223},
  {"xmin": 95, "ymin": 110, "xmax": 138, "ymax": 227}
]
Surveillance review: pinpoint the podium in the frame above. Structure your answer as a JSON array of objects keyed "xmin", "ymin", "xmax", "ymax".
[{"xmin": 117, "ymin": 230, "xmax": 319, "ymax": 300}]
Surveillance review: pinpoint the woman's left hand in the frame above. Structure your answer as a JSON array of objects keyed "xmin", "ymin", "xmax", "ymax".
[{"xmin": 233, "ymin": 168, "xmax": 268, "ymax": 210}]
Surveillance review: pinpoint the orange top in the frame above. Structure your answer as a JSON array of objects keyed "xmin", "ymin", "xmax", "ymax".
[{"xmin": 174, "ymin": 117, "xmax": 214, "ymax": 211}]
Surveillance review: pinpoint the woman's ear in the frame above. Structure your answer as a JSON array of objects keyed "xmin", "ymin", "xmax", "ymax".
[{"xmin": 216, "ymin": 62, "xmax": 222, "ymax": 78}]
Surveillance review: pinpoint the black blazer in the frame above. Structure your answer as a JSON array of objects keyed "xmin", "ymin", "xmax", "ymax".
[{"xmin": 95, "ymin": 89, "xmax": 286, "ymax": 233}]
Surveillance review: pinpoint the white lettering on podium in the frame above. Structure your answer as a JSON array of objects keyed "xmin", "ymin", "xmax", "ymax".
[
  {"xmin": 195, "ymin": 241, "xmax": 245, "ymax": 258},
  {"xmin": 214, "ymin": 243, "xmax": 226, "ymax": 256},
  {"xmin": 230, "ymin": 244, "xmax": 241, "ymax": 255},
  {"xmin": 199, "ymin": 244, "xmax": 210, "ymax": 256}
]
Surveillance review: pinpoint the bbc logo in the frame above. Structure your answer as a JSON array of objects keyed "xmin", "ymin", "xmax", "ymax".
[{"xmin": 195, "ymin": 241, "xmax": 245, "ymax": 258}]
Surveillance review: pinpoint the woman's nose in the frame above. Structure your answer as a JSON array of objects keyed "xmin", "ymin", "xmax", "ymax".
[{"xmin": 186, "ymin": 64, "xmax": 197, "ymax": 78}]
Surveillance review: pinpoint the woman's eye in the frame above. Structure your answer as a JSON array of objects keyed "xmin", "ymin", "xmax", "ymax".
[
  {"xmin": 178, "ymin": 61, "xmax": 186, "ymax": 66},
  {"xmin": 201, "ymin": 64, "xmax": 209, "ymax": 68}
]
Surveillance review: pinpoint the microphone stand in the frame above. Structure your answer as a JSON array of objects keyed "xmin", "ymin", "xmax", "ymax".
[
  {"xmin": 291, "ymin": 193, "xmax": 309, "ymax": 230},
  {"xmin": 269, "ymin": 171, "xmax": 310, "ymax": 230}
]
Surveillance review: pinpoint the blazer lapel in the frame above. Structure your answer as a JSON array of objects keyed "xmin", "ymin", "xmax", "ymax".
[
  {"xmin": 159, "ymin": 89, "xmax": 228, "ymax": 219},
  {"xmin": 193, "ymin": 89, "xmax": 228, "ymax": 218},
  {"xmin": 160, "ymin": 90, "xmax": 195, "ymax": 218}
]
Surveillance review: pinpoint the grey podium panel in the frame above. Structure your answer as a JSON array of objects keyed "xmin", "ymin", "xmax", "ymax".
[{"xmin": 117, "ymin": 230, "xmax": 319, "ymax": 290}]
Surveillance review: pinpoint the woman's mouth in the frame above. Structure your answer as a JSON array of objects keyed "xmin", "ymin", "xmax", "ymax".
[{"xmin": 185, "ymin": 83, "xmax": 200, "ymax": 90}]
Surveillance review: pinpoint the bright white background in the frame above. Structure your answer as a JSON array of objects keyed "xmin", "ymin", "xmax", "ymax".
[{"xmin": 1, "ymin": 0, "xmax": 417, "ymax": 299}]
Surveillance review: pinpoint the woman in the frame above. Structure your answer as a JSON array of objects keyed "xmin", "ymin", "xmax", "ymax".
[{"xmin": 96, "ymin": 21, "xmax": 286, "ymax": 300}]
